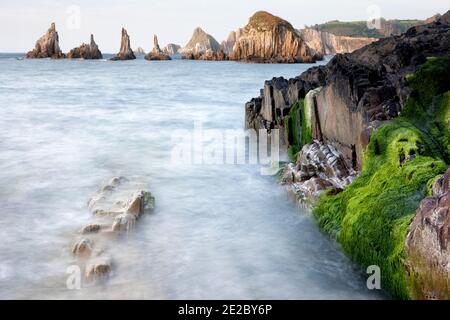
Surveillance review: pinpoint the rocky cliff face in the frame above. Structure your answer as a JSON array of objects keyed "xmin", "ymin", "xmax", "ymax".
[
  {"xmin": 111, "ymin": 28, "xmax": 136, "ymax": 61},
  {"xmin": 145, "ymin": 35, "xmax": 171, "ymax": 61},
  {"xmin": 26, "ymin": 23, "xmax": 65, "ymax": 59},
  {"xmin": 229, "ymin": 11, "xmax": 321, "ymax": 63},
  {"xmin": 406, "ymin": 168, "xmax": 450, "ymax": 300},
  {"xmin": 67, "ymin": 34, "xmax": 103, "ymax": 59},
  {"xmin": 246, "ymin": 11, "xmax": 450, "ymax": 170},
  {"xmin": 180, "ymin": 27, "xmax": 226, "ymax": 60},
  {"xmin": 163, "ymin": 43, "xmax": 181, "ymax": 55},
  {"xmin": 299, "ymin": 28, "xmax": 376, "ymax": 55}
]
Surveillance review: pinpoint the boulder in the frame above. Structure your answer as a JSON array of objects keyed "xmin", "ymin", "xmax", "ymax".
[
  {"xmin": 406, "ymin": 168, "xmax": 450, "ymax": 300},
  {"xmin": 67, "ymin": 34, "xmax": 103, "ymax": 59},
  {"xmin": 145, "ymin": 35, "xmax": 171, "ymax": 61},
  {"xmin": 26, "ymin": 23, "xmax": 65, "ymax": 59},
  {"xmin": 229, "ymin": 11, "xmax": 321, "ymax": 63},
  {"xmin": 110, "ymin": 28, "xmax": 136, "ymax": 61}
]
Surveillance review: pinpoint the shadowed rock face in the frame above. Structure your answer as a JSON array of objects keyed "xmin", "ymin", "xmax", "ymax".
[
  {"xmin": 406, "ymin": 168, "xmax": 450, "ymax": 300},
  {"xmin": 110, "ymin": 28, "xmax": 136, "ymax": 61},
  {"xmin": 26, "ymin": 23, "xmax": 65, "ymax": 59},
  {"xmin": 145, "ymin": 35, "xmax": 171, "ymax": 61},
  {"xmin": 246, "ymin": 11, "xmax": 450, "ymax": 169},
  {"xmin": 67, "ymin": 35, "xmax": 103, "ymax": 59},
  {"xmin": 299, "ymin": 28, "xmax": 376, "ymax": 55},
  {"xmin": 229, "ymin": 11, "xmax": 321, "ymax": 63},
  {"xmin": 180, "ymin": 27, "xmax": 227, "ymax": 60}
]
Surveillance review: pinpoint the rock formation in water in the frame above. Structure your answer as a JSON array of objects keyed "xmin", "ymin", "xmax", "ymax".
[
  {"xmin": 134, "ymin": 47, "xmax": 146, "ymax": 55},
  {"xmin": 299, "ymin": 28, "xmax": 376, "ymax": 55},
  {"xmin": 110, "ymin": 28, "xmax": 136, "ymax": 61},
  {"xmin": 246, "ymin": 11, "xmax": 450, "ymax": 170},
  {"xmin": 67, "ymin": 34, "xmax": 103, "ymax": 59},
  {"xmin": 163, "ymin": 43, "xmax": 181, "ymax": 55},
  {"xmin": 26, "ymin": 23, "xmax": 65, "ymax": 59},
  {"xmin": 228, "ymin": 11, "xmax": 321, "ymax": 63},
  {"xmin": 71, "ymin": 177, "xmax": 155, "ymax": 282},
  {"xmin": 406, "ymin": 167, "xmax": 450, "ymax": 300},
  {"xmin": 145, "ymin": 35, "xmax": 171, "ymax": 61},
  {"xmin": 180, "ymin": 27, "xmax": 227, "ymax": 60}
]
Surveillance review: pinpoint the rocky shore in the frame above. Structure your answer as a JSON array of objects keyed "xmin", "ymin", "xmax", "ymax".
[{"xmin": 247, "ymin": 10, "xmax": 450, "ymax": 299}]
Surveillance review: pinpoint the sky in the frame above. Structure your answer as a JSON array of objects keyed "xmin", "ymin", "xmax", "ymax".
[{"xmin": 0, "ymin": 0, "xmax": 448, "ymax": 53}]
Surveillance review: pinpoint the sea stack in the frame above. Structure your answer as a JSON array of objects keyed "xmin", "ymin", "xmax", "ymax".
[
  {"xmin": 110, "ymin": 28, "xmax": 136, "ymax": 61},
  {"xmin": 67, "ymin": 34, "xmax": 103, "ymax": 59},
  {"xmin": 26, "ymin": 23, "xmax": 65, "ymax": 59},
  {"xmin": 134, "ymin": 47, "xmax": 146, "ymax": 56},
  {"xmin": 145, "ymin": 35, "xmax": 171, "ymax": 61},
  {"xmin": 163, "ymin": 43, "xmax": 181, "ymax": 55},
  {"xmin": 229, "ymin": 11, "xmax": 321, "ymax": 63},
  {"xmin": 180, "ymin": 27, "xmax": 227, "ymax": 60}
]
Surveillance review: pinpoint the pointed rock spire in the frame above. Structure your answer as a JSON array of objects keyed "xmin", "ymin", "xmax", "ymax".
[
  {"xmin": 145, "ymin": 34, "xmax": 171, "ymax": 61},
  {"xmin": 67, "ymin": 34, "xmax": 103, "ymax": 59},
  {"xmin": 26, "ymin": 22, "xmax": 65, "ymax": 59},
  {"xmin": 110, "ymin": 28, "xmax": 136, "ymax": 61}
]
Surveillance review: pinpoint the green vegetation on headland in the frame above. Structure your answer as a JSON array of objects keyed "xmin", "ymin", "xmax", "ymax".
[
  {"xmin": 312, "ymin": 19, "xmax": 422, "ymax": 38},
  {"xmin": 284, "ymin": 98, "xmax": 312, "ymax": 161},
  {"xmin": 313, "ymin": 57, "xmax": 450, "ymax": 299}
]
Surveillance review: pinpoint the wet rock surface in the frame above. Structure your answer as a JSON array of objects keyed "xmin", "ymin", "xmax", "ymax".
[
  {"xmin": 406, "ymin": 168, "xmax": 450, "ymax": 300},
  {"xmin": 26, "ymin": 23, "xmax": 65, "ymax": 59},
  {"xmin": 70, "ymin": 177, "xmax": 155, "ymax": 282}
]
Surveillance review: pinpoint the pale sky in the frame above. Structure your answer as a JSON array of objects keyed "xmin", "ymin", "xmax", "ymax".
[{"xmin": 0, "ymin": 0, "xmax": 448, "ymax": 53}]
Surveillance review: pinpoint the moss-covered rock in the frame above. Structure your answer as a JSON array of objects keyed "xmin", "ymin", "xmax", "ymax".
[{"xmin": 313, "ymin": 57, "xmax": 450, "ymax": 299}]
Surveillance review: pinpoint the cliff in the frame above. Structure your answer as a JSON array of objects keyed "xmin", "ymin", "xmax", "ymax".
[
  {"xmin": 134, "ymin": 47, "xmax": 146, "ymax": 55},
  {"xmin": 247, "ymin": 10, "xmax": 450, "ymax": 299},
  {"xmin": 163, "ymin": 43, "xmax": 181, "ymax": 55},
  {"xmin": 67, "ymin": 34, "xmax": 103, "ymax": 59},
  {"xmin": 229, "ymin": 11, "xmax": 321, "ymax": 63},
  {"xmin": 26, "ymin": 23, "xmax": 65, "ymax": 59},
  {"xmin": 111, "ymin": 28, "xmax": 136, "ymax": 61},
  {"xmin": 299, "ymin": 28, "xmax": 376, "ymax": 55},
  {"xmin": 145, "ymin": 35, "xmax": 171, "ymax": 61}
]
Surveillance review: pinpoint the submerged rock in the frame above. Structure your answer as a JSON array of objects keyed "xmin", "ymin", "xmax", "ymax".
[
  {"xmin": 406, "ymin": 168, "xmax": 450, "ymax": 300},
  {"xmin": 26, "ymin": 23, "xmax": 65, "ymax": 59},
  {"xmin": 67, "ymin": 34, "xmax": 103, "ymax": 59},
  {"xmin": 145, "ymin": 35, "xmax": 171, "ymax": 61},
  {"xmin": 110, "ymin": 28, "xmax": 136, "ymax": 61},
  {"xmin": 229, "ymin": 11, "xmax": 321, "ymax": 63}
]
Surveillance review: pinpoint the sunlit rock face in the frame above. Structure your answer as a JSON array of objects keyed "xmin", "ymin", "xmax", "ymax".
[
  {"xmin": 110, "ymin": 28, "xmax": 136, "ymax": 61},
  {"xmin": 145, "ymin": 35, "xmax": 171, "ymax": 61},
  {"xmin": 26, "ymin": 23, "xmax": 65, "ymax": 59},
  {"xmin": 68, "ymin": 35, "xmax": 103, "ymax": 60}
]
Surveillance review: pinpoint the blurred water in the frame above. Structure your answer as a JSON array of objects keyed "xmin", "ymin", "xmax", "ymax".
[{"xmin": 0, "ymin": 54, "xmax": 382, "ymax": 299}]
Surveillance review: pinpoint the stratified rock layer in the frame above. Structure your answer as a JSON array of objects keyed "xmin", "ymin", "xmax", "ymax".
[
  {"xmin": 229, "ymin": 11, "xmax": 321, "ymax": 63},
  {"xmin": 145, "ymin": 35, "xmax": 171, "ymax": 61},
  {"xmin": 406, "ymin": 168, "xmax": 450, "ymax": 300},
  {"xmin": 111, "ymin": 28, "xmax": 136, "ymax": 61},
  {"xmin": 67, "ymin": 34, "xmax": 103, "ymax": 59},
  {"xmin": 26, "ymin": 23, "xmax": 65, "ymax": 59}
]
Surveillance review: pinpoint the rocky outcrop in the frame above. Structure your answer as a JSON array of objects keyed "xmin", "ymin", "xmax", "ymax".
[
  {"xmin": 299, "ymin": 28, "xmax": 376, "ymax": 55},
  {"xmin": 145, "ymin": 35, "xmax": 171, "ymax": 61},
  {"xmin": 134, "ymin": 47, "xmax": 146, "ymax": 56},
  {"xmin": 181, "ymin": 27, "xmax": 227, "ymax": 60},
  {"xmin": 67, "ymin": 35, "xmax": 103, "ymax": 59},
  {"xmin": 246, "ymin": 11, "xmax": 450, "ymax": 169},
  {"xmin": 71, "ymin": 177, "xmax": 155, "ymax": 282},
  {"xmin": 229, "ymin": 11, "xmax": 321, "ymax": 63},
  {"xmin": 26, "ymin": 23, "xmax": 65, "ymax": 59},
  {"xmin": 281, "ymin": 140, "xmax": 358, "ymax": 205},
  {"xmin": 406, "ymin": 168, "xmax": 450, "ymax": 300},
  {"xmin": 163, "ymin": 43, "xmax": 181, "ymax": 55},
  {"xmin": 110, "ymin": 28, "xmax": 136, "ymax": 61}
]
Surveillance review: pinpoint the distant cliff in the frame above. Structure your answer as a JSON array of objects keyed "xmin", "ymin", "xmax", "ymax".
[
  {"xmin": 228, "ymin": 11, "xmax": 321, "ymax": 63},
  {"xmin": 180, "ymin": 27, "xmax": 226, "ymax": 60},
  {"xmin": 299, "ymin": 28, "xmax": 376, "ymax": 55}
]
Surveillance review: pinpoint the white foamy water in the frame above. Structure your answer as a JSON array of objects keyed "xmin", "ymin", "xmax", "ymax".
[{"xmin": 0, "ymin": 54, "xmax": 383, "ymax": 299}]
